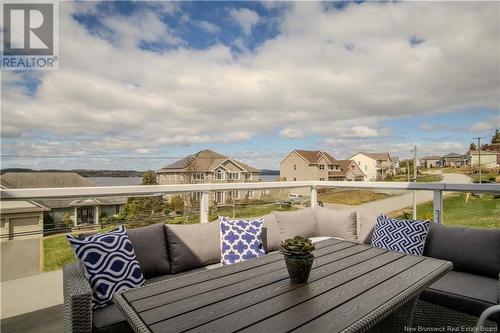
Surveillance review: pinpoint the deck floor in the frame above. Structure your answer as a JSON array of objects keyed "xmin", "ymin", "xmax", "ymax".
[{"xmin": 1, "ymin": 304, "xmax": 63, "ymax": 333}]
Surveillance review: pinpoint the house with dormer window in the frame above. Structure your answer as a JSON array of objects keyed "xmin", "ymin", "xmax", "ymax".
[
  {"xmin": 280, "ymin": 150, "xmax": 365, "ymax": 194},
  {"xmin": 156, "ymin": 150, "xmax": 261, "ymax": 204}
]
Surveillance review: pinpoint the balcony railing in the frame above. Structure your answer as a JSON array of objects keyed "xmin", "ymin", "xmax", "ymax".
[{"xmin": 1, "ymin": 181, "xmax": 498, "ymax": 225}]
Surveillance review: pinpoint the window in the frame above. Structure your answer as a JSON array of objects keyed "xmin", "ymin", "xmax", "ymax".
[
  {"xmin": 293, "ymin": 178, "xmax": 296, "ymax": 181},
  {"xmin": 336, "ymin": 166, "xmax": 339, "ymax": 170},
  {"xmin": 328, "ymin": 165, "xmax": 334, "ymax": 170},
  {"xmin": 245, "ymin": 173, "xmax": 252, "ymax": 180},
  {"xmin": 193, "ymin": 173, "xmax": 205, "ymax": 181},
  {"xmin": 358, "ymin": 161, "xmax": 361, "ymax": 166},
  {"xmin": 319, "ymin": 178, "xmax": 325, "ymax": 181},
  {"xmin": 215, "ymin": 170, "xmax": 224, "ymax": 180},
  {"xmin": 228, "ymin": 172, "xmax": 240, "ymax": 180},
  {"xmin": 319, "ymin": 165, "xmax": 325, "ymax": 170},
  {"xmin": 365, "ymin": 165, "xmax": 367, "ymax": 171},
  {"xmin": 229, "ymin": 190, "xmax": 240, "ymax": 200},
  {"xmin": 283, "ymin": 177, "xmax": 287, "ymax": 181},
  {"xmin": 293, "ymin": 164, "xmax": 296, "ymax": 170}
]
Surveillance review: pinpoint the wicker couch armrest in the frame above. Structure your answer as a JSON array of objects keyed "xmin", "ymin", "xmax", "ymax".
[{"xmin": 63, "ymin": 262, "xmax": 93, "ymax": 333}]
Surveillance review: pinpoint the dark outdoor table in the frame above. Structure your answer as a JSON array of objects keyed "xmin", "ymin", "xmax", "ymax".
[{"xmin": 114, "ymin": 238, "xmax": 452, "ymax": 333}]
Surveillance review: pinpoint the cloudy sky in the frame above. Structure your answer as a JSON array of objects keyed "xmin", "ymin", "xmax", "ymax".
[{"xmin": 1, "ymin": 1, "xmax": 499, "ymax": 170}]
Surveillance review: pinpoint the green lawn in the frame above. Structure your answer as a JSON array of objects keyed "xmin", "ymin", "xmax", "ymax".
[
  {"xmin": 397, "ymin": 193, "xmax": 500, "ymax": 229},
  {"xmin": 389, "ymin": 174, "xmax": 443, "ymax": 182},
  {"xmin": 42, "ymin": 203, "xmax": 297, "ymax": 271},
  {"xmin": 43, "ymin": 235, "xmax": 75, "ymax": 271},
  {"xmin": 319, "ymin": 190, "xmax": 392, "ymax": 206}
]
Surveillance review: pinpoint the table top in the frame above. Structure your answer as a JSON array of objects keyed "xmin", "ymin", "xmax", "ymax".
[{"xmin": 114, "ymin": 238, "xmax": 452, "ymax": 333}]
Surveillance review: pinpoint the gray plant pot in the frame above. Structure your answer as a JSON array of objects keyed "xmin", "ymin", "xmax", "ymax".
[{"xmin": 284, "ymin": 254, "xmax": 314, "ymax": 283}]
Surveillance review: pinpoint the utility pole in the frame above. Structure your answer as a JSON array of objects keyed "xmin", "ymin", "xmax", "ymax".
[
  {"xmin": 472, "ymin": 137, "xmax": 486, "ymax": 183},
  {"xmin": 412, "ymin": 145, "xmax": 417, "ymax": 219}
]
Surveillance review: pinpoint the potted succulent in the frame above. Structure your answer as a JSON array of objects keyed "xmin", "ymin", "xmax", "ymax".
[{"xmin": 280, "ymin": 236, "xmax": 315, "ymax": 283}]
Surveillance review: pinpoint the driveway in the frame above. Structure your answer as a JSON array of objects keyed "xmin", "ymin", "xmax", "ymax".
[{"xmin": 324, "ymin": 172, "xmax": 471, "ymax": 216}]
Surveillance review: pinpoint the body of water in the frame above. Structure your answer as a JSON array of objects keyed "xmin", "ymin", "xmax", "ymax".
[
  {"xmin": 87, "ymin": 177, "xmax": 142, "ymax": 186},
  {"xmin": 87, "ymin": 175, "xmax": 279, "ymax": 186}
]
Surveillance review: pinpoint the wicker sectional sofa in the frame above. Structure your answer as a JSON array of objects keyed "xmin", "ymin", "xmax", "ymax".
[{"xmin": 63, "ymin": 207, "xmax": 500, "ymax": 333}]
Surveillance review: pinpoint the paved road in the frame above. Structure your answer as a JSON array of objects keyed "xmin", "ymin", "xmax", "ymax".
[
  {"xmin": 323, "ymin": 172, "xmax": 471, "ymax": 240},
  {"xmin": 325, "ymin": 172, "xmax": 471, "ymax": 214}
]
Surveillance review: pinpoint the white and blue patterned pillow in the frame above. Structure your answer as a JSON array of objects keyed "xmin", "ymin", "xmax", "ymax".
[
  {"xmin": 67, "ymin": 225, "xmax": 145, "ymax": 309},
  {"xmin": 219, "ymin": 217, "xmax": 265, "ymax": 265},
  {"xmin": 371, "ymin": 214, "xmax": 431, "ymax": 256}
]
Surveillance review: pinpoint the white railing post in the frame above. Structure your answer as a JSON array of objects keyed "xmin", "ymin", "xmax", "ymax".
[
  {"xmin": 200, "ymin": 191, "xmax": 210, "ymax": 223},
  {"xmin": 433, "ymin": 190, "xmax": 443, "ymax": 224},
  {"xmin": 310, "ymin": 186, "xmax": 318, "ymax": 211}
]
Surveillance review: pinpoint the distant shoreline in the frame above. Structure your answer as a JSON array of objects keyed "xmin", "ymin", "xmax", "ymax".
[{"xmin": 1, "ymin": 168, "xmax": 280, "ymax": 177}]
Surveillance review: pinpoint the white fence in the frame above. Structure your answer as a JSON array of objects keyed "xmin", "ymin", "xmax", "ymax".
[{"xmin": 1, "ymin": 181, "xmax": 499, "ymax": 224}]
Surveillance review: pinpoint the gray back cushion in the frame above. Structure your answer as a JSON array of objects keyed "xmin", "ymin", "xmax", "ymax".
[
  {"xmin": 424, "ymin": 223, "xmax": 500, "ymax": 278},
  {"xmin": 274, "ymin": 208, "xmax": 318, "ymax": 241},
  {"xmin": 314, "ymin": 206, "xmax": 357, "ymax": 241},
  {"xmin": 164, "ymin": 222, "xmax": 221, "ymax": 274},
  {"xmin": 127, "ymin": 224, "xmax": 170, "ymax": 279},
  {"xmin": 261, "ymin": 214, "xmax": 281, "ymax": 252}
]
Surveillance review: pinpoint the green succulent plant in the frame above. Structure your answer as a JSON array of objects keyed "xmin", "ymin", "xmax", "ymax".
[{"xmin": 279, "ymin": 236, "xmax": 315, "ymax": 258}]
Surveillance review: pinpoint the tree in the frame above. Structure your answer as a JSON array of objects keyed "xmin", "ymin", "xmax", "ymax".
[
  {"xmin": 142, "ymin": 171, "xmax": 157, "ymax": 185},
  {"xmin": 118, "ymin": 171, "xmax": 170, "ymax": 226},
  {"xmin": 492, "ymin": 129, "xmax": 500, "ymax": 145},
  {"xmin": 469, "ymin": 142, "xmax": 477, "ymax": 151}
]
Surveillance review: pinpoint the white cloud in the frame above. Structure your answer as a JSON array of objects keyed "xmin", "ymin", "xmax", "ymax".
[
  {"xmin": 280, "ymin": 128, "xmax": 304, "ymax": 139},
  {"xmin": 195, "ymin": 20, "xmax": 220, "ymax": 34},
  {"xmin": 2, "ymin": 1, "xmax": 499, "ymax": 168},
  {"xmin": 229, "ymin": 8, "xmax": 260, "ymax": 35},
  {"xmin": 470, "ymin": 116, "xmax": 500, "ymax": 132}
]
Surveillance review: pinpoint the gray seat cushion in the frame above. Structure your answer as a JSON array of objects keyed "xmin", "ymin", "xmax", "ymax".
[
  {"xmin": 164, "ymin": 222, "xmax": 221, "ymax": 274},
  {"xmin": 92, "ymin": 303, "xmax": 132, "ymax": 333},
  {"xmin": 421, "ymin": 270, "xmax": 499, "ymax": 317},
  {"xmin": 424, "ymin": 223, "xmax": 500, "ymax": 278},
  {"xmin": 127, "ymin": 224, "xmax": 170, "ymax": 279},
  {"xmin": 274, "ymin": 208, "xmax": 318, "ymax": 241},
  {"xmin": 261, "ymin": 213, "xmax": 281, "ymax": 252},
  {"xmin": 314, "ymin": 206, "xmax": 357, "ymax": 241}
]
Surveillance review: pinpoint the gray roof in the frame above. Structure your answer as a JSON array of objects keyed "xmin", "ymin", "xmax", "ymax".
[
  {"xmin": 1, "ymin": 172, "xmax": 95, "ymax": 188},
  {"xmin": 157, "ymin": 150, "xmax": 260, "ymax": 173},
  {"xmin": 1, "ymin": 172, "xmax": 126, "ymax": 209}
]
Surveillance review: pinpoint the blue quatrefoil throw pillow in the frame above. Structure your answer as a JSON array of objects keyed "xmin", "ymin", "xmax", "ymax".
[
  {"xmin": 219, "ymin": 217, "xmax": 265, "ymax": 265},
  {"xmin": 67, "ymin": 225, "xmax": 145, "ymax": 309},
  {"xmin": 371, "ymin": 214, "xmax": 431, "ymax": 256}
]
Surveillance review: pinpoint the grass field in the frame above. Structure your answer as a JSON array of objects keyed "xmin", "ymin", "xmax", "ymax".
[
  {"xmin": 319, "ymin": 190, "xmax": 392, "ymax": 206},
  {"xmin": 395, "ymin": 193, "xmax": 500, "ymax": 229},
  {"xmin": 389, "ymin": 174, "xmax": 443, "ymax": 182},
  {"xmin": 43, "ymin": 234, "xmax": 76, "ymax": 271},
  {"xmin": 42, "ymin": 203, "xmax": 297, "ymax": 271}
]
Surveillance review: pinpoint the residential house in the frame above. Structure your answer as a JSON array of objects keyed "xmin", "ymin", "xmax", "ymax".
[
  {"xmin": 349, "ymin": 152, "xmax": 393, "ymax": 181},
  {"xmin": 440, "ymin": 153, "xmax": 468, "ymax": 167},
  {"xmin": 0, "ymin": 198, "xmax": 49, "ymax": 281},
  {"xmin": 156, "ymin": 150, "xmax": 261, "ymax": 204},
  {"xmin": 467, "ymin": 150, "xmax": 499, "ymax": 168},
  {"xmin": 391, "ymin": 156, "xmax": 400, "ymax": 175},
  {"xmin": 280, "ymin": 150, "xmax": 365, "ymax": 196},
  {"xmin": 421, "ymin": 156, "xmax": 442, "ymax": 168},
  {"xmin": 0, "ymin": 172, "xmax": 126, "ymax": 228}
]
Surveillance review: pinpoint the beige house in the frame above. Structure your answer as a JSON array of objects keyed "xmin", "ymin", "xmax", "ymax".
[
  {"xmin": 1, "ymin": 172, "xmax": 126, "ymax": 228},
  {"xmin": 349, "ymin": 152, "xmax": 393, "ymax": 181},
  {"xmin": 156, "ymin": 150, "xmax": 261, "ymax": 204},
  {"xmin": 0, "ymin": 194, "xmax": 49, "ymax": 281},
  {"xmin": 280, "ymin": 150, "xmax": 365, "ymax": 183},
  {"xmin": 468, "ymin": 150, "xmax": 499, "ymax": 168},
  {"xmin": 421, "ymin": 156, "xmax": 442, "ymax": 168}
]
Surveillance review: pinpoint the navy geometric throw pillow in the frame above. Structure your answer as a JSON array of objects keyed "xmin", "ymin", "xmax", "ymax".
[
  {"xmin": 67, "ymin": 225, "xmax": 145, "ymax": 309},
  {"xmin": 371, "ymin": 214, "xmax": 431, "ymax": 256},
  {"xmin": 219, "ymin": 217, "xmax": 265, "ymax": 265}
]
